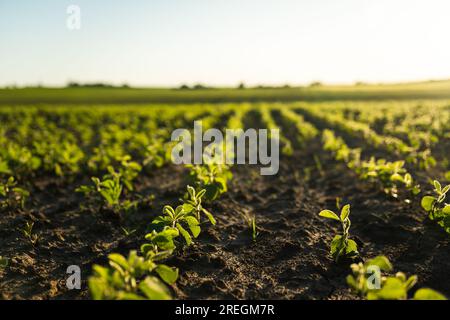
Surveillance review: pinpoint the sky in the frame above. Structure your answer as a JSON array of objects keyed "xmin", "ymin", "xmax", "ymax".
[{"xmin": 1, "ymin": 0, "xmax": 450, "ymax": 87}]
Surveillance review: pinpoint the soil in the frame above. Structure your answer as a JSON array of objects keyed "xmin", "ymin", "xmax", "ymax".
[{"xmin": 0, "ymin": 116, "xmax": 449, "ymax": 300}]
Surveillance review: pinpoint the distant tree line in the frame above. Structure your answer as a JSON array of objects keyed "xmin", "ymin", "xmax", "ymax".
[{"xmin": 66, "ymin": 82, "xmax": 130, "ymax": 88}]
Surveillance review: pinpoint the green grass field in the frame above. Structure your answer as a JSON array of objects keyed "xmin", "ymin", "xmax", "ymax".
[{"xmin": 2, "ymin": 80, "xmax": 450, "ymax": 105}]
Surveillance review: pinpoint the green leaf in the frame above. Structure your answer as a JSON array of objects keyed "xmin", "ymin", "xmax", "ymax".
[
  {"xmin": 140, "ymin": 243, "xmax": 154, "ymax": 256},
  {"xmin": 413, "ymin": 288, "xmax": 447, "ymax": 300},
  {"xmin": 367, "ymin": 277, "xmax": 407, "ymax": 300},
  {"xmin": 202, "ymin": 208, "xmax": 216, "ymax": 225},
  {"xmin": 390, "ymin": 173, "xmax": 404, "ymax": 183},
  {"xmin": 88, "ymin": 277, "xmax": 106, "ymax": 300},
  {"xmin": 182, "ymin": 203, "xmax": 195, "ymax": 214},
  {"xmin": 174, "ymin": 205, "xmax": 185, "ymax": 218},
  {"xmin": 411, "ymin": 185, "xmax": 421, "ymax": 195},
  {"xmin": 434, "ymin": 180, "xmax": 442, "ymax": 193},
  {"xmin": 346, "ymin": 274, "xmax": 358, "ymax": 290},
  {"xmin": 151, "ymin": 250, "xmax": 174, "ymax": 262},
  {"xmin": 319, "ymin": 210, "xmax": 340, "ymax": 221},
  {"xmin": 405, "ymin": 275, "xmax": 418, "ymax": 290},
  {"xmin": 163, "ymin": 205, "xmax": 175, "ymax": 218},
  {"xmin": 138, "ymin": 276, "xmax": 172, "ymax": 300},
  {"xmin": 187, "ymin": 185, "xmax": 195, "ymax": 198},
  {"xmin": 340, "ymin": 204, "xmax": 350, "ymax": 221},
  {"xmin": 196, "ymin": 189, "xmax": 206, "ymax": 199},
  {"xmin": 108, "ymin": 253, "xmax": 129, "ymax": 272},
  {"xmin": 184, "ymin": 216, "xmax": 201, "ymax": 238},
  {"xmin": 117, "ymin": 292, "xmax": 146, "ymax": 300},
  {"xmin": 442, "ymin": 185, "xmax": 450, "ymax": 195},
  {"xmin": 330, "ymin": 235, "xmax": 345, "ymax": 260},
  {"xmin": 442, "ymin": 205, "xmax": 450, "ymax": 215},
  {"xmin": 176, "ymin": 223, "xmax": 192, "ymax": 245},
  {"xmin": 365, "ymin": 256, "xmax": 392, "ymax": 272},
  {"xmin": 151, "ymin": 232, "xmax": 176, "ymax": 251},
  {"xmin": 204, "ymin": 184, "xmax": 221, "ymax": 201},
  {"xmin": 345, "ymin": 239, "xmax": 359, "ymax": 257},
  {"xmin": 421, "ymin": 196, "xmax": 436, "ymax": 212},
  {"xmin": 155, "ymin": 264, "xmax": 179, "ymax": 285}
]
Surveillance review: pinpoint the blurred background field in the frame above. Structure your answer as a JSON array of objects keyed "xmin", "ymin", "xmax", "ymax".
[{"xmin": 2, "ymin": 80, "xmax": 450, "ymax": 105}]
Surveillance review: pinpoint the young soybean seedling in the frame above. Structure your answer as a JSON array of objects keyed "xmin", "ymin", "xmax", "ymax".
[
  {"xmin": 20, "ymin": 221, "xmax": 39, "ymax": 246},
  {"xmin": 151, "ymin": 205, "xmax": 200, "ymax": 246},
  {"xmin": 421, "ymin": 180, "xmax": 450, "ymax": 233},
  {"xmin": 242, "ymin": 211, "xmax": 259, "ymax": 242},
  {"xmin": 181, "ymin": 186, "xmax": 216, "ymax": 225},
  {"xmin": 249, "ymin": 216, "xmax": 259, "ymax": 242},
  {"xmin": 319, "ymin": 204, "xmax": 358, "ymax": 262},
  {"xmin": 0, "ymin": 177, "xmax": 29, "ymax": 210}
]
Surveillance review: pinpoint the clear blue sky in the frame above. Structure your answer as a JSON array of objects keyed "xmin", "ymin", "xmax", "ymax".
[{"xmin": 1, "ymin": 0, "xmax": 450, "ymax": 87}]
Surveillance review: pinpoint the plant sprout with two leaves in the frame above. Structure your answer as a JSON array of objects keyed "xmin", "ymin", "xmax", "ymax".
[
  {"xmin": 319, "ymin": 204, "xmax": 358, "ymax": 262},
  {"xmin": 19, "ymin": 221, "xmax": 39, "ymax": 246},
  {"xmin": 150, "ymin": 205, "xmax": 200, "ymax": 246},
  {"xmin": 421, "ymin": 180, "xmax": 450, "ymax": 233},
  {"xmin": 249, "ymin": 216, "xmax": 258, "ymax": 242},
  {"xmin": 181, "ymin": 186, "xmax": 216, "ymax": 225},
  {"xmin": 76, "ymin": 166, "xmax": 137, "ymax": 214}
]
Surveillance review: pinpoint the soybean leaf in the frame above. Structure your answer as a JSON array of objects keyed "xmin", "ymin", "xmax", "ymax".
[
  {"xmin": 319, "ymin": 210, "xmax": 340, "ymax": 221},
  {"xmin": 413, "ymin": 288, "xmax": 447, "ymax": 300},
  {"xmin": 340, "ymin": 204, "xmax": 350, "ymax": 221},
  {"xmin": 421, "ymin": 196, "xmax": 436, "ymax": 212},
  {"xmin": 138, "ymin": 276, "xmax": 172, "ymax": 300},
  {"xmin": 155, "ymin": 264, "xmax": 179, "ymax": 285}
]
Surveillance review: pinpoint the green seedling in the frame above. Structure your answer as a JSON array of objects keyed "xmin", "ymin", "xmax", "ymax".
[
  {"xmin": 89, "ymin": 250, "xmax": 178, "ymax": 300},
  {"xmin": 249, "ymin": 216, "xmax": 259, "ymax": 242},
  {"xmin": 121, "ymin": 227, "xmax": 137, "ymax": 237},
  {"xmin": 421, "ymin": 180, "xmax": 450, "ymax": 233},
  {"xmin": 20, "ymin": 221, "xmax": 39, "ymax": 245},
  {"xmin": 322, "ymin": 130, "xmax": 361, "ymax": 169},
  {"xmin": 181, "ymin": 186, "xmax": 216, "ymax": 225},
  {"xmin": 319, "ymin": 204, "xmax": 358, "ymax": 262},
  {"xmin": 322, "ymin": 130, "xmax": 420, "ymax": 198},
  {"xmin": 113, "ymin": 156, "xmax": 142, "ymax": 191},
  {"xmin": 241, "ymin": 211, "xmax": 259, "ymax": 242},
  {"xmin": 142, "ymin": 228, "xmax": 180, "ymax": 255},
  {"xmin": 76, "ymin": 166, "xmax": 137, "ymax": 214},
  {"xmin": 347, "ymin": 255, "xmax": 446, "ymax": 300},
  {"xmin": 34, "ymin": 140, "xmax": 84, "ymax": 177},
  {"xmin": 360, "ymin": 158, "xmax": 420, "ymax": 197},
  {"xmin": 3, "ymin": 144, "xmax": 41, "ymax": 178},
  {"xmin": 150, "ymin": 205, "xmax": 200, "ymax": 246},
  {"xmin": 76, "ymin": 173, "xmax": 121, "ymax": 207},
  {"xmin": 187, "ymin": 163, "xmax": 232, "ymax": 201},
  {"xmin": 0, "ymin": 177, "xmax": 29, "ymax": 209}
]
